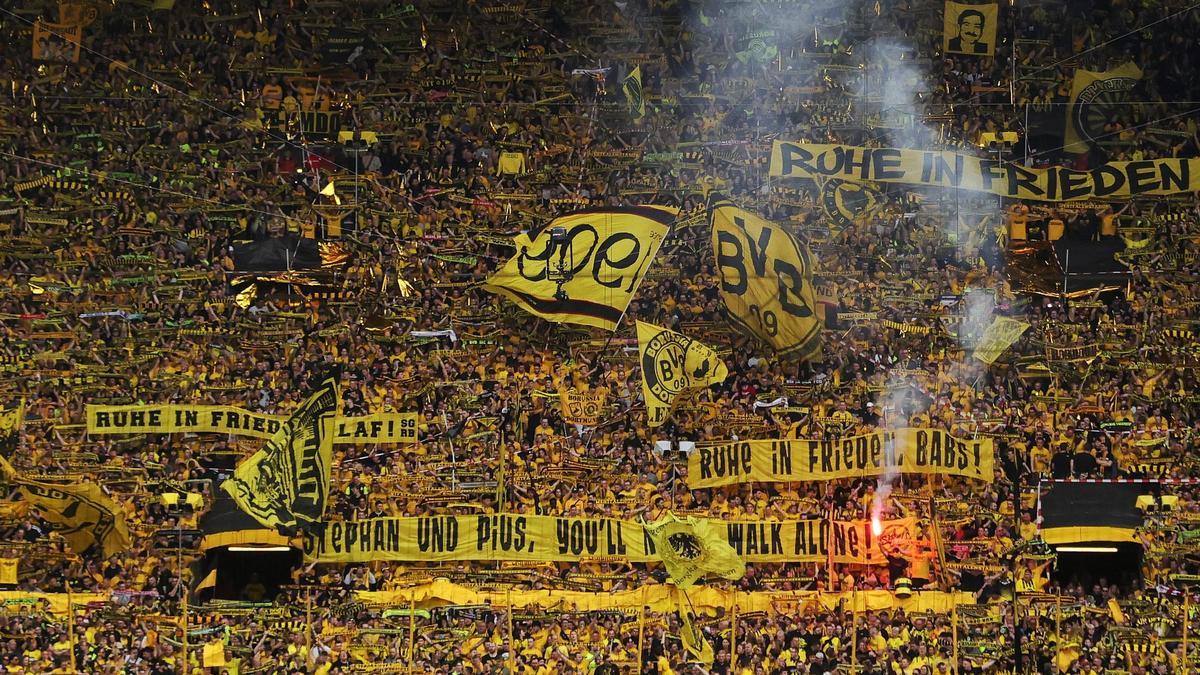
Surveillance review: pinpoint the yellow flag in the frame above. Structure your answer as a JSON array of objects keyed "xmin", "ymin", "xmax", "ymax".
[
  {"xmin": 942, "ymin": 2, "xmax": 998, "ymax": 56},
  {"xmin": 678, "ymin": 594, "xmax": 715, "ymax": 665},
  {"xmin": 0, "ymin": 558, "xmax": 17, "ymax": 584},
  {"xmin": 1064, "ymin": 62, "xmax": 1142, "ymax": 153},
  {"xmin": 196, "ymin": 568, "xmax": 218, "ymax": 593},
  {"xmin": 623, "ymin": 65, "xmax": 644, "ymax": 120},
  {"xmin": 645, "ymin": 513, "xmax": 745, "ymax": 588},
  {"xmin": 709, "ymin": 194, "xmax": 821, "ymax": 358},
  {"xmin": 222, "ymin": 372, "xmax": 340, "ymax": 535},
  {"xmin": 972, "ymin": 317, "xmax": 1030, "ymax": 364},
  {"xmin": 482, "ymin": 207, "xmax": 676, "ymax": 330},
  {"xmin": 0, "ymin": 456, "xmax": 130, "ymax": 558},
  {"xmin": 202, "ymin": 640, "xmax": 227, "ymax": 667},
  {"xmin": 559, "ymin": 387, "xmax": 607, "ymax": 427},
  {"xmin": 636, "ymin": 321, "xmax": 727, "ymax": 427}
]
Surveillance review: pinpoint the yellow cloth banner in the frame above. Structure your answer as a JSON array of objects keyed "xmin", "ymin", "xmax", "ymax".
[
  {"xmin": 221, "ymin": 374, "xmax": 339, "ymax": 535},
  {"xmin": 623, "ymin": 65, "xmax": 644, "ymax": 120},
  {"xmin": 0, "ymin": 457, "xmax": 130, "ymax": 558},
  {"xmin": 709, "ymin": 195, "xmax": 821, "ymax": 359},
  {"xmin": 687, "ymin": 428, "xmax": 994, "ymax": 488},
  {"xmin": 558, "ymin": 387, "xmax": 607, "ymax": 427},
  {"xmin": 85, "ymin": 405, "xmax": 417, "ymax": 443},
  {"xmin": 637, "ymin": 321, "xmax": 728, "ymax": 427},
  {"xmin": 1064, "ymin": 63, "xmax": 1143, "ymax": 154},
  {"xmin": 302, "ymin": 513, "xmax": 912, "ymax": 565},
  {"xmin": 358, "ymin": 581, "xmax": 973, "ymax": 615},
  {"xmin": 645, "ymin": 513, "xmax": 745, "ymax": 587},
  {"xmin": 482, "ymin": 206, "xmax": 676, "ymax": 330},
  {"xmin": 768, "ymin": 142, "xmax": 1199, "ymax": 201},
  {"xmin": 0, "ymin": 559, "xmax": 16, "ymax": 585},
  {"xmin": 972, "ymin": 317, "xmax": 1030, "ymax": 364},
  {"xmin": 943, "ymin": 2, "xmax": 998, "ymax": 56}
]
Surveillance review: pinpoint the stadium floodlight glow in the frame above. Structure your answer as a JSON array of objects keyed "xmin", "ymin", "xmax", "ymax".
[
  {"xmin": 226, "ymin": 546, "xmax": 292, "ymax": 552},
  {"xmin": 1054, "ymin": 546, "xmax": 1118, "ymax": 553}
]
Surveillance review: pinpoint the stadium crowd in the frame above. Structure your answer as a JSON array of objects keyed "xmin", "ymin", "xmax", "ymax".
[{"xmin": 2, "ymin": 0, "xmax": 1200, "ymax": 672}]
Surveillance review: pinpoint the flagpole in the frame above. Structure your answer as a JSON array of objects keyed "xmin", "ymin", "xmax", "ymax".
[
  {"xmin": 1055, "ymin": 593, "xmax": 1062, "ymax": 671},
  {"xmin": 181, "ymin": 581, "xmax": 189, "ymax": 675},
  {"xmin": 851, "ymin": 587, "xmax": 858, "ymax": 672},
  {"xmin": 951, "ymin": 593, "xmax": 959, "ymax": 675},
  {"xmin": 65, "ymin": 579, "xmax": 77, "ymax": 675},
  {"xmin": 729, "ymin": 591, "xmax": 738, "ymax": 673},
  {"xmin": 1185, "ymin": 591, "xmax": 1191, "ymax": 675},
  {"xmin": 636, "ymin": 586, "xmax": 646, "ymax": 675},
  {"xmin": 406, "ymin": 595, "xmax": 416, "ymax": 671},
  {"xmin": 506, "ymin": 589, "xmax": 516, "ymax": 675},
  {"xmin": 305, "ymin": 585, "xmax": 313, "ymax": 667},
  {"xmin": 826, "ymin": 505, "xmax": 835, "ymax": 591}
]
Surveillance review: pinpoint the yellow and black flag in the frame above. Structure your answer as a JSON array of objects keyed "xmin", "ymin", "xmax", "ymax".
[
  {"xmin": 482, "ymin": 206, "xmax": 676, "ymax": 331},
  {"xmin": 1064, "ymin": 62, "xmax": 1142, "ymax": 153},
  {"xmin": 709, "ymin": 194, "xmax": 821, "ymax": 359},
  {"xmin": 636, "ymin": 321, "xmax": 727, "ymax": 427},
  {"xmin": 623, "ymin": 65, "xmax": 645, "ymax": 121},
  {"xmin": 222, "ymin": 372, "xmax": 340, "ymax": 535},
  {"xmin": 0, "ymin": 456, "xmax": 130, "ymax": 558},
  {"xmin": 0, "ymin": 400, "xmax": 23, "ymax": 458},
  {"xmin": 816, "ymin": 176, "xmax": 885, "ymax": 230},
  {"xmin": 645, "ymin": 513, "xmax": 745, "ymax": 588},
  {"xmin": 679, "ymin": 594, "xmax": 715, "ymax": 665}
]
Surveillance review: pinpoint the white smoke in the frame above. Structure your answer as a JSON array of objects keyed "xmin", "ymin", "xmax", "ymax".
[{"xmin": 870, "ymin": 370, "xmax": 916, "ymax": 528}]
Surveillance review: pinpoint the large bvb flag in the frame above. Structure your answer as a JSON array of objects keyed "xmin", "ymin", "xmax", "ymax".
[
  {"xmin": 222, "ymin": 371, "xmax": 339, "ymax": 535},
  {"xmin": 645, "ymin": 513, "xmax": 745, "ymax": 588},
  {"xmin": 0, "ymin": 456, "xmax": 130, "ymax": 558},
  {"xmin": 636, "ymin": 321, "xmax": 727, "ymax": 427},
  {"xmin": 709, "ymin": 194, "xmax": 821, "ymax": 359},
  {"xmin": 482, "ymin": 206, "xmax": 676, "ymax": 330}
]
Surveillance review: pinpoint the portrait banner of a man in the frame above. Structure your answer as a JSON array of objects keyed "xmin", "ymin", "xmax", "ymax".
[{"xmin": 943, "ymin": 2, "xmax": 998, "ymax": 56}]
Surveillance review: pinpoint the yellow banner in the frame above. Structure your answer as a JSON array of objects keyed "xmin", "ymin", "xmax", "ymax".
[
  {"xmin": 85, "ymin": 405, "xmax": 417, "ymax": 443},
  {"xmin": 768, "ymin": 142, "xmax": 1199, "ymax": 201},
  {"xmin": 1065, "ymin": 63, "xmax": 1142, "ymax": 153},
  {"xmin": 943, "ymin": 2, "xmax": 998, "ymax": 56},
  {"xmin": 302, "ymin": 513, "xmax": 914, "ymax": 565},
  {"xmin": 222, "ymin": 374, "xmax": 339, "ymax": 534},
  {"xmin": 709, "ymin": 195, "xmax": 821, "ymax": 359},
  {"xmin": 972, "ymin": 317, "xmax": 1030, "ymax": 364},
  {"xmin": 637, "ymin": 321, "xmax": 728, "ymax": 427},
  {"xmin": 687, "ymin": 428, "xmax": 994, "ymax": 488},
  {"xmin": 558, "ymin": 387, "xmax": 607, "ymax": 427},
  {"xmin": 481, "ymin": 206, "xmax": 676, "ymax": 330}
]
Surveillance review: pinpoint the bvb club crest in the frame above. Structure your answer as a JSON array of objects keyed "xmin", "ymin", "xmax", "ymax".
[{"xmin": 641, "ymin": 331, "xmax": 713, "ymax": 402}]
